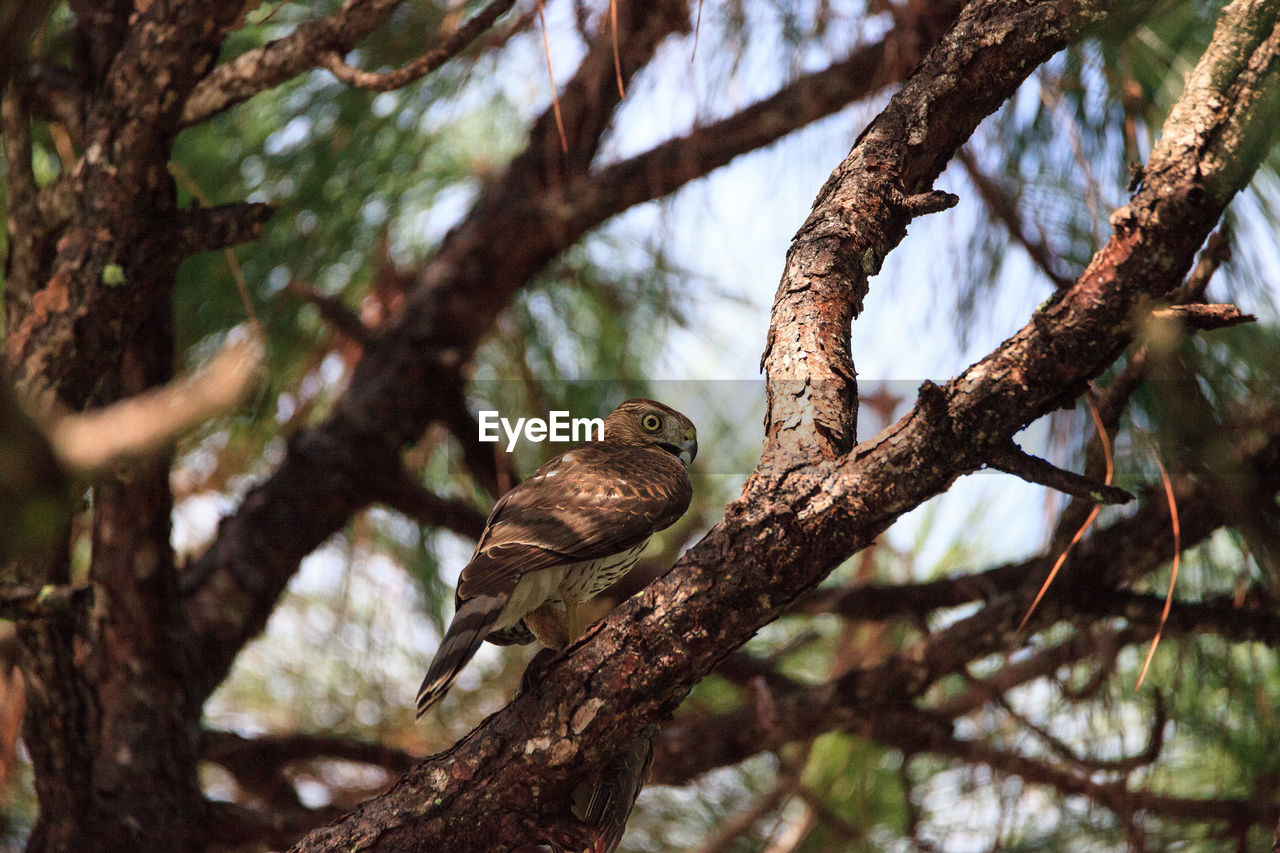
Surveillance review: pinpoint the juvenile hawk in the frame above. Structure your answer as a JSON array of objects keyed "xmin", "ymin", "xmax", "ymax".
[{"xmin": 416, "ymin": 399, "xmax": 697, "ymax": 718}]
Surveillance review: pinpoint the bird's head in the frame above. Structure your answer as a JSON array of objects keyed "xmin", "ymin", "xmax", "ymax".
[{"xmin": 602, "ymin": 399, "xmax": 698, "ymax": 466}]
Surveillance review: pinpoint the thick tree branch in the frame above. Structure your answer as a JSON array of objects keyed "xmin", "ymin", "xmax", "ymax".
[
  {"xmin": 6, "ymin": 1, "xmax": 258, "ymax": 848},
  {"xmin": 551, "ymin": 8, "xmax": 962, "ymax": 242},
  {"xmin": 757, "ymin": 0, "xmax": 1160, "ymax": 468}
]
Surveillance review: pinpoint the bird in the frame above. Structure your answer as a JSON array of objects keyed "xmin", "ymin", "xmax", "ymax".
[{"xmin": 416, "ymin": 398, "xmax": 697, "ymax": 718}]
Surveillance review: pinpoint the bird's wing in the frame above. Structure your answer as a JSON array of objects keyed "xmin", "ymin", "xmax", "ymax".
[{"xmin": 457, "ymin": 443, "xmax": 692, "ymax": 600}]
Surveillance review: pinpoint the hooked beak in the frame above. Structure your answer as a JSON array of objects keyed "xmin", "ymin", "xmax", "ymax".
[{"xmin": 678, "ymin": 432, "xmax": 698, "ymax": 467}]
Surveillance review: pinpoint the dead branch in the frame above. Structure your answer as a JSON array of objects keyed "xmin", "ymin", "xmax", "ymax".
[{"xmin": 319, "ymin": 0, "xmax": 516, "ymax": 92}]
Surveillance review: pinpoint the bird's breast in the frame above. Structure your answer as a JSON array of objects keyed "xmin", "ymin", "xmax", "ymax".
[
  {"xmin": 493, "ymin": 539, "xmax": 650, "ymax": 631},
  {"xmin": 560, "ymin": 539, "xmax": 650, "ymax": 602}
]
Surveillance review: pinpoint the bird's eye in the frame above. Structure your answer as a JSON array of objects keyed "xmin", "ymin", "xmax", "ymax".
[{"xmin": 642, "ymin": 413, "xmax": 662, "ymax": 431}]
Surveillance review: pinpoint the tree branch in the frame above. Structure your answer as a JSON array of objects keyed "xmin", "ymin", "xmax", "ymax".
[
  {"xmin": 986, "ymin": 441, "xmax": 1135, "ymax": 503},
  {"xmin": 179, "ymin": 1, "xmax": 974, "ymax": 686},
  {"xmin": 957, "ymin": 147, "xmax": 1074, "ymax": 288},
  {"xmin": 318, "ymin": 0, "xmax": 517, "ymax": 92},
  {"xmin": 653, "ymin": 422, "xmax": 1280, "ymax": 786},
  {"xmin": 44, "ymin": 330, "xmax": 263, "ymax": 475},
  {"xmin": 282, "ymin": 280, "xmax": 375, "ymax": 347},
  {"xmin": 376, "ymin": 471, "xmax": 489, "ymax": 542},
  {"xmin": 182, "ymin": 0, "xmax": 407, "ymax": 127},
  {"xmin": 1150, "ymin": 302, "xmax": 1256, "ymax": 330},
  {"xmin": 201, "ymin": 729, "xmax": 419, "ymax": 777},
  {"xmin": 757, "ymin": 0, "xmax": 1158, "ymax": 469},
  {"xmin": 876, "ymin": 711, "xmax": 1276, "ymax": 829},
  {"xmin": 170, "ymin": 202, "xmax": 275, "ymax": 256}
]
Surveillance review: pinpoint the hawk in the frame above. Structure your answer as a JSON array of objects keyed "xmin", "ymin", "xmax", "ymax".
[{"xmin": 416, "ymin": 399, "xmax": 697, "ymax": 718}]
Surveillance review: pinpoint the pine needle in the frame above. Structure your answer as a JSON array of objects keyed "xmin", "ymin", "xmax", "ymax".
[
  {"xmin": 610, "ymin": 0, "xmax": 625, "ymax": 99},
  {"xmin": 534, "ymin": 0, "xmax": 568, "ymax": 153},
  {"xmin": 1018, "ymin": 394, "xmax": 1113, "ymax": 632},
  {"xmin": 1136, "ymin": 448, "xmax": 1180, "ymax": 689},
  {"xmin": 260, "ymin": 0, "xmax": 296, "ymax": 25},
  {"xmin": 692, "ymin": 0, "xmax": 704, "ymax": 60}
]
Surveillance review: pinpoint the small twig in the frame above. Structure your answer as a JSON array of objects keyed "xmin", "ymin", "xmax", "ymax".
[
  {"xmin": 693, "ymin": 778, "xmax": 796, "ymax": 853},
  {"xmin": 320, "ymin": 0, "xmax": 517, "ymax": 92},
  {"xmin": 0, "ymin": 583, "xmax": 93, "ymax": 620},
  {"xmin": 1019, "ymin": 394, "xmax": 1113, "ymax": 631},
  {"xmin": 1150, "ymin": 303, "xmax": 1255, "ymax": 331},
  {"xmin": 169, "ymin": 162, "xmax": 266, "ymax": 335},
  {"xmin": 609, "ymin": 0, "xmax": 624, "ymax": 98},
  {"xmin": 259, "ymin": 0, "xmax": 297, "ymax": 24},
  {"xmin": 957, "ymin": 148, "xmax": 1073, "ymax": 289},
  {"xmin": 994, "ymin": 687, "xmax": 1166, "ymax": 774},
  {"xmin": 283, "ymin": 280, "xmax": 373, "ymax": 347},
  {"xmin": 45, "ymin": 328, "xmax": 263, "ymax": 474},
  {"xmin": 988, "ymin": 442, "xmax": 1133, "ymax": 505},
  {"xmin": 692, "ymin": 0, "xmax": 704, "ymax": 60},
  {"xmin": 893, "ymin": 189, "xmax": 959, "ymax": 218}
]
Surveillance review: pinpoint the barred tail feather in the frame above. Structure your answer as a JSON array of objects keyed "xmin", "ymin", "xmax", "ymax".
[{"xmin": 416, "ymin": 592, "xmax": 508, "ymax": 719}]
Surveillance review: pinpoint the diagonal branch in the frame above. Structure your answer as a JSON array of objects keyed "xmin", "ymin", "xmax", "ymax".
[
  {"xmin": 182, "ymin": 0, "xmax": 407, "ymax": 126},
  {"xmin": 318, "ymin": 0, "xmax": 517, "ymax": 92},
  {"xmin": 986, "ymin": 441, "xmax": 1134, "ymax": 503},
  {"xmin": 957, "ymin": 147, "xmax": 1074, "ymax": 288},
  {"xmin": 757, "ymin": 0, "xmax": 1160, "ymax": 469},
  {"xmin": 375, "ymin": 470, "xmax": 489, "ymax": 541}
]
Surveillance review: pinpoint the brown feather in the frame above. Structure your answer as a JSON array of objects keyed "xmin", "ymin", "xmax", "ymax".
[
  {"xmin": 417, "ymin": 398, "xmax": 695, "ymax": 716},
  {"xmin": 458, "ymin": 442, "xmax": 691, "ymax": 600}
]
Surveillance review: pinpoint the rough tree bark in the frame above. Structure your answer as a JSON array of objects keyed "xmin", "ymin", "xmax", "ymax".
[
  {"xmin": 287, "ymin": 0, "xmax": 1280, "ymax": 849},
  {"xmin": 3, "ymin": 2, "xmax": 265, "ymax": 848}
]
